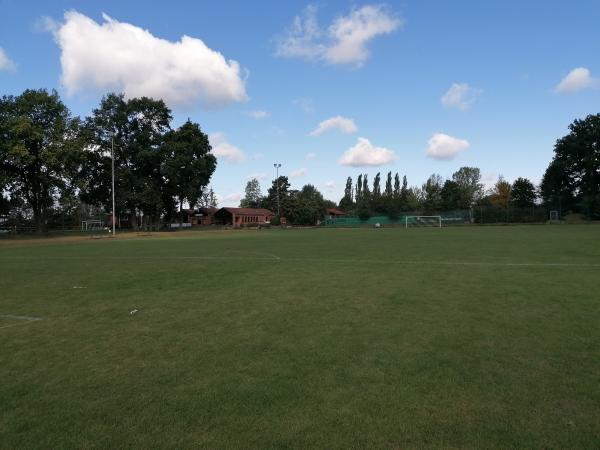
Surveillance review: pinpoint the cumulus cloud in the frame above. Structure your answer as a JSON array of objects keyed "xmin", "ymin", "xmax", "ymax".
[
  {"xmin": 247, "ymin": 173, "xmax": 267, "ymax": 181},
  {"xmin": 322, "ymin": 180, "xmax": 336, "ymax": 191},
  {"xmin": 209, "ymin": 133, "xmax": 246, "ymax": 163},
  {"xmin": 246, "ymin": 110, "xmax": 270, "ymax": 119},
  {"xmin": 426, "ymin": 133, "xmax": 470, "ymax": 160},
  {"xmin": 0, "ymin": 47, "xmax": 16, "ymax": 72},
  {"xmin": 277, "ymin": 4, "xmax": 401, "ymax": 67},
  {"xmin": 50, "ymin": 11, "xmax": 247, "ymax": 108},
  {"xmin": 554, "ymin": 67, "xmax": 597, "ymax": 93},
  {"xmin": 441, "ymin": 83, "xmax": 481, "ymax": 111},
  {"xmin": 289, "ymin": 168, "xmax": 308, "ymax": 179},
  {"xmin": 292, "ymin": 97, "xmax": 314, "ymax": 113},
  {"xmin": 339, "ymin": 137, "xmax": 396, "ymax": 166},
  {"xmin": 310, "ymin": 116, "xmax": 357, "ymax": 136},
  {"xmin": 218, "ymin": 192, "xmax": 243, "ymax": 206},
  {"xmin": 306, "ymin": 152, "xmax": 317, "ymax": 160}
]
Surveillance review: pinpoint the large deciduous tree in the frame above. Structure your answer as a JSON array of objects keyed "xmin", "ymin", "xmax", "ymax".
[
  {"xmin": 267, "ymin": 175, "xmax": 291, "ymax": 218},
  {"xmin": 81, "ymin": 93, "xmax": 172, "ymax": 230},
  {"xmin": 511, "ymin": 177, "xmax": 537, "ymax": 208},
  {"xmin": 240, "ymin": 178, "xmax": 262, "ymax": 208},
  {"xmin": 422, "ymin": 174, "xmax": 443, "ymax": 212},
  {"xmin": 162, "ymin": 119, "xmax": 216, "ymax": 222},
  {"xmin": 541, "ymin": 114, "xmax": 600, "ymax": 218},
  {"xmin": 489, "ymin": 176, "xmax": 512, "ymax": 209},
  {"xmin": 452, "ymin": 166, "xmax": 484, "ymax": 209},
  {"xmin": 0, "ymin": 89, "xmax": 81, "ymax": 232}
]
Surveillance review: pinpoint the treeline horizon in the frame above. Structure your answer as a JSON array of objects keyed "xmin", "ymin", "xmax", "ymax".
[
  {"xmin": 2, "ymin": 88, "xmax": 600, "ymax": 232},
  {"xmin": 1, "ymin": 89, "xmax": 218, "ymax": 232}
]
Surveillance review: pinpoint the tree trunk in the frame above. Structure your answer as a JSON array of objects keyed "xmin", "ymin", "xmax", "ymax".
[
  {"xmin": 180, "ymin": 199, "xmax": 184, "ymax": 230},
  {"xmin": 130, "ymin": 213, "xmax": 138, "ymax": 231}
]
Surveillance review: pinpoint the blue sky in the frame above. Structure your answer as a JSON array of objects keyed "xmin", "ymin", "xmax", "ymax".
[{"xmin": 1, "ymin": 0, "xmax": 600, "ymax": 205}]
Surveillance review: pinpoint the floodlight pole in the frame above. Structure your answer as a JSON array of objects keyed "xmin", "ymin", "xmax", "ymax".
[
  {"xmin": 111, "ymin": 134, "xmax": 116, "ymax": 236},
  {"xmin": 274, "ymin": 163, "xmax": 281, "ymax": 217}
]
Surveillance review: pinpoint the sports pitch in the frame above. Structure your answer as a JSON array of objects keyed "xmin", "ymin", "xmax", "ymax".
[{"xmin": 1, "ymin": 226, "xmax": 599, "ymax": 448}]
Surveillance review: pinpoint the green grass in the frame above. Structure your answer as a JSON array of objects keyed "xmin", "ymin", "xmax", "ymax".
[{"xmin": 1, "ymin": 226, "xmax": 599, "ymax": 448}]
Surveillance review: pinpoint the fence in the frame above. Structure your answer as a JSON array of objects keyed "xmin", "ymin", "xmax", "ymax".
[
  {"xmin": 324, "ymin": 210, "xmax": 472, "ymax": 227},
  {"xmin": 324, "ymin": 207, "xmax": 551, "ymax": 227}
]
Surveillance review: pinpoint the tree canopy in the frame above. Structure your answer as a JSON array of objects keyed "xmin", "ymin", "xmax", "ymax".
[
  {"xmin": 0, "ymin": 89, "xmax": 82, "ymax": 232},
  {"xmin": 541, "ymin": 114, "xmax": 600, "ymax": 218}
]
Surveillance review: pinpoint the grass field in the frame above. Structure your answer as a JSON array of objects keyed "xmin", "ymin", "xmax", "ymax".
[{"xmin": 1, "ymin": 225, "xmax": 599, "ymax": 448}]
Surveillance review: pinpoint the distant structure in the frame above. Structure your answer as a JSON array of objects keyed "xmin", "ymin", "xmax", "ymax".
[
  {"xmin": 214, "ymin": 208, "xmax": 275, "ymax": 227},
  {"xmin": 184, "ymin": 207, "xmax": 218, "ymax": 226},
  {"xmin": 326, "ymin": 208, "xmax": 346, "ymax": 220}
]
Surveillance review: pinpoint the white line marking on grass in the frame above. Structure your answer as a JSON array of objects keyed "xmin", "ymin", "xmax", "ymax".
[
  {"xmin": 0, "ymin": 315, "xmax": 43, "ymax": 330},
  {"xmin": 2, "ymin": 255, "xmax": 598, "ymax": 268}
]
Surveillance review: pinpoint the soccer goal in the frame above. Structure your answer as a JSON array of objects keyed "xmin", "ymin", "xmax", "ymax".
[
  {"xmin": 405, "ymin": 215, "xmax": 442, "ymax": 228},
  {"xmin": 81, "ymin": 220, "xmax": 104, "ymax": 232}
]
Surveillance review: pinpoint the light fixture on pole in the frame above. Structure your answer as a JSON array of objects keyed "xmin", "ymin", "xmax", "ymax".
[
  {"xmin": 111, "ymin": 133, "xmax": 116, "ymax": 237},
  {"xmin": 273, "ymin": 163, "xmax": 281, "ymax": 217}
]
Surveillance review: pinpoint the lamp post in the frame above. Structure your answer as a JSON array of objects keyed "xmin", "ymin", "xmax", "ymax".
[
  {"xmin": 273, "ymin": 163, "xmax": 281, "ymax": 217},
  {"xmin": 111, "ymin": 133, "xmax": 116, "ymax": 236}
]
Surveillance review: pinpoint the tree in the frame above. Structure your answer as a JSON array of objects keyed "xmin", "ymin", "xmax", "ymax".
[
  {"xmin": 240, "ymin": 178, "xmax": 262, "ymax": 208},
  {"xmin": 422, "ymin": 174, "xmax": 443, "ymax": 212},
  {"xmin": 339, "ymin": 176, "xmax": 353, "ymax": 212},
  {"xmin": 0, "ymin": 89, "xmax": 82, "ymax": 232},
  {"xmin": 541, "ymin": 114, "xmax": 600, "ymax": 218},
  {"xmin": 162, "ymin": 120, "xmax": 216, "ymax": 223},
  {"xmin": 393, "ymin": 173, "xmax": 401, "ymax": 198},
  {"xmin": 372, "ymin": 172, "xmax": 382, "ymax": 213},
  {"xmin": 440, "ymin": 180, "xmax": 462, "ymax": 210},
  {"xmin": 452, "ymin": 166, "xmax": 484, "ymax": 209},
  {"xmin": 511, "ymin": 177, "xmax": 537, "ymax": 208},
  {"xmin": 399, "ymin": 175, "xmax": 409, "ymax": 211},
  {"xmin": 198, "ymin": 186, "xmax": 217, "ymax": 208},
  {"xmin": 356, "ymin": 174, "xmax": 363, "ymax": 200},
  {"xmin": 489, "ymin": 176, "xmax": 511, "ymax": 209},
  {"xmin": 384, "ymin": 172, "xmax": 393, "ymax": 197},
  {"xmin": 267, "ymin": 175, "xmax": 291, "ymax": 218},
  {"xmin": 292, "ymin": 184, "xmax": 327, "ymax": 225},
  {"xmin": 81, "ymin": 93, "xmax": 172, "ymax": 230}
]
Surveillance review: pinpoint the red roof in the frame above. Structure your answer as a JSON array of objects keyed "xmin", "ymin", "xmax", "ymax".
[
  {"xmin": 198, "ymin": 207, "xmax": 218, "ymax": 214},
  {"xmin": 326, "ymin": 208, "xmax": 346, "ymax": 215},
  {"xmin": 219, "ymin": 207, "xmax": 275, "ymax": 216}
]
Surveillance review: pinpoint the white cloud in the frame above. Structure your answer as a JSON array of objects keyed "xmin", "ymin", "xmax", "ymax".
[
  {"xmin": 310, "ymin": 116, "xmax": 357, "ymax": 136},
  {"xmin": 339, "ymin": 137, "xmax": 396, "ymax": 166},
  {"xmin": 209, "ymin": 132, "xmax": 246, "ymax": 163},
  {"xmin": 426, "ymin": 133, "xmax": 470, "ymax": 160},
  {"xmin": 0, "ymin": 47, "xmax": 16, "ymax": 72},
  {"xmin": 218, "ymin": 192, "xmax": 243, "ymax": 206},
  {"xmin": 277, "ymin": 4, "xmax": 401, "ymax": 67},
  {"xmin": 247, "ymin": 173, "xmax": 267, "ymax": 181},
  {"xmin": 306, "ymin": 152, "xmax": 317, "ymax": 160},
  {"xmin": 322, "ymin": 180, "xmax": 336, "ymax": 191},
  {"xmin": 34, "ymin": 16, "xmax": 59, "ymax": 34},
  {"xmin": 252, "ymin": 152, "xmax": 265, "ymax": 160},
  {"xmin": 289, "ymin": 168, "xmax": 308, "ymax": 179},
  {"xmin": 246, "ymin": 110, "xmax": 270, "ymax": 119},
  {"xmin": 441, "ymin": 83, "xmax": 481, "ymax": 111},
  {"xmin": 554, "ymin": 67, "xmax": 597, "ymax": 93},
  {"xmin": 481, "ymin": 172, "xmax": 498, "ymax": 189},
  {"xmin": 292, "ymin": 97, "xmax": 314, "ymax": 113},
  {"xmin": 52, "ymin": 11, "xmax": 247, "ymax": 108}
]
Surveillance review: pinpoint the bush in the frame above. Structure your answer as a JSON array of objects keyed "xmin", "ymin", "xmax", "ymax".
[{"xmin": 270, "ymin": 215, "xmax": 281, "ymax": 226}]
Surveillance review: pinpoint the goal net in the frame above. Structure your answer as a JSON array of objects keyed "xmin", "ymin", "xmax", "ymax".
[
  {"xmin": 81, "ymin": 220, "xmax": 104, "ymax": 232},
  {"xmin": 405, "ymin": 215, "xmax": 442, "ymax": 228}
]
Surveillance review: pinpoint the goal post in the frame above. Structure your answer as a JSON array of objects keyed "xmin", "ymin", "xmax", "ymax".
[
  {"xmin": 405, "ymin": 215, "xmax": 442, "ymax": 228},
  {"xmin": 81, "ymin": 220, "xmax": 104, "ymax": 232}
]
